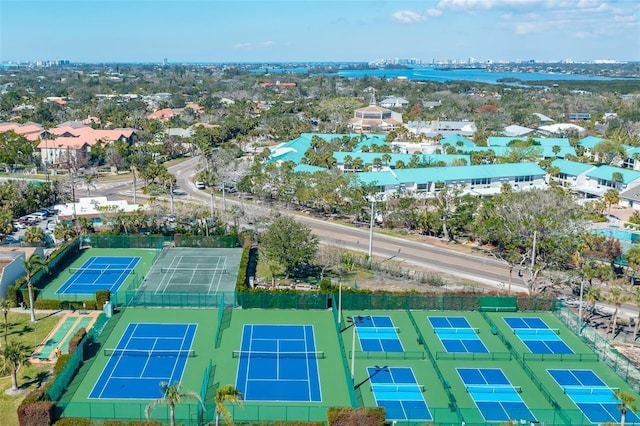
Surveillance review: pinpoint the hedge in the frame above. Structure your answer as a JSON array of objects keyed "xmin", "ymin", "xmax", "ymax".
[
  {"xmin": 95, "ymin": 290, "xmax": 110, "ymax": 307},
  {"xmin": 327, "ymin": 407, "xmax": 386, "ymax": 426},
  {"xmin": 68, "ymin": 328, "xmax": 86, "ymax": 355},
  {"xmin": 17, "ymin": 401, "xmax": 55, "ymax": 426},
  {"xmin": 53, "ymin": 420, "xmax": 164, "ymax": 426}
]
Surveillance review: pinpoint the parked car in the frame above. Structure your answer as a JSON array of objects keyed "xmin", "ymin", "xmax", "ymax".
[
  {"xmin": 195, "ymin": 181, "xmax": 206, "ymax": 190},
  {"xmin": 31, "ymin": 212, "xmax": 46, "ymax": 221},
  {"xmin": 18, "ymin": 217, "xmax": 36, "ymax": 226},
  {"xmin": 25, "ymin": 214, "xmax": 41, "ymax": 223},
  {"xmin": 13, "ymin": 221, "xmax": 26, "ymax": 230}
]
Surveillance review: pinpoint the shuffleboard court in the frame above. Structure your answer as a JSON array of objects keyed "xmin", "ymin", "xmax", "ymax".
[
  {"xmin": 234, "ymin": 324, "xmax": 322, "ymax": 402},
  {"xmin": 549, "ymin": 369, "xmax": 640, "ymax": 424},
  {"xmin": 56, "ymin": 256, "xmax": 140, "ymax": 294},
  {"xmin": 89, "ymin": 322, "xmax": 197, "ymax": 399},
  {"xmin": 504, "ymin": 317, "xmax": 573, "ymax": 354}
]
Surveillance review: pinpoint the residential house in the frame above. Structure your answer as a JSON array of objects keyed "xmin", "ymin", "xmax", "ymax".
[
  {"xmin": 0, "ymin": 247, "xmax": 44, "ymax": 299},
  {"xmin": 379, "ymin": 97, "xmax": 409, "ymax": 108}
]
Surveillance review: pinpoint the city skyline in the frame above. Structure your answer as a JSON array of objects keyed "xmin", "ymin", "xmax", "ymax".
[{"xmin": 1, "ymin": 0, "xmax": 639, "ymax": 64}]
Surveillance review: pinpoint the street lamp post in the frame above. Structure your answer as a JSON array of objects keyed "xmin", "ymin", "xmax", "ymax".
[
  {"xmin": 368, "ymin": 198, "xmax": 375, "ymax": 259},
  {"xmin": 346, "ymin": 315, "xmax": 370, "ymax": 382}
]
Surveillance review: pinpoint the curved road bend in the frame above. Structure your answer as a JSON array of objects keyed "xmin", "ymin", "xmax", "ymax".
[{"xmin": 93, "ymin": 156, "xmax": 528, "ymax": 291}]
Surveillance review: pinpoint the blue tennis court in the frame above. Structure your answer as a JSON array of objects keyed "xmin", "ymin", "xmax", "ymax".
[
  {"xmin": 429, "ymin": 316, "xmax": 487, "ymax": 353},
  {"xmin": 56, "ymin": 256, "xmax": 140, "ymax": 294},
  {"xmin": 234, "ymin": 324, "xmax": 322, "ymax": 402},
  {"xmin": 548, "ymin": 369, "xmax": 640, "ymax": 424},
  {"xmin": 355, "ymin": 315, "xmax": 403, "ymax": 352},
  {"xmin": 89, "ymin": 322, "xmax": 197, "ymax": 399},
  {"xmin": 369, "ymin": 366, "xmax": 432, "ymax": 421},
  {"xmin": 504, "ymin": 317, "xmax": 573, "ymax": 354},
  {"xmin": 458, "ymin": 368, "xmax": 536, "ymax": 422}
]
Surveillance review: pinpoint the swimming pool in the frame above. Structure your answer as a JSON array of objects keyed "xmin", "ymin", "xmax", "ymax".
[{"xmin": 592, "ymin": 227, "xmax": 640, "ymax": 242}]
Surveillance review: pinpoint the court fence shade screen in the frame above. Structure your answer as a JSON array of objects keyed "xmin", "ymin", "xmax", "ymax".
[
  {"xmin": 56, "ymin": 256, "xmax": 140, "ymax": 295},
  {"xmin": 548, "ymin": 368, "xmax": 640, "ymax": 424},
  {"xmin": 354, "ymin": 315, "xmax": 404, "ymax": 352},
  {"xmin": 369, "ymin": 366, "xmax": 432, "ymax": 421},
  {"xmin": 89, "ymin": 323, "xmax": 197, "ymax": 399},
  {"xmin": 234, "ymin": 324, "xmax": 322, "ymax": 402},
  {"xmin": 457, "ymin": 367, "xmax": 536, "ymax": 423},
  {"xmin": 429, "ymin": 316, "xmax": 488, "ymax": 353},
  {"xmin": 504, "ymin": 316, "xmax": 574, "ymax": 354}
]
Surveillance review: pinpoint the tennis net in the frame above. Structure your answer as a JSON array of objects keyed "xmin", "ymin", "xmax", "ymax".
[
  {"xmin": 371, "ymin": 383, "xmax": 425, "ymax": 393},
  {"xmin": 466, "ymin": 385, "xmax": 522, "ymax": 394},
  {"xmin": 160, "ymin": 267, "xmax": 228, "ymax": 274},
  {"xmin": 104, "ymin": 348, "xmax": 196, "ymax": 357},
  {"xmin": 232, "ymin": 350, "xmax": 325, "ymax": 359},
  {"xmin": 563, "ymin": 386, "xmax": 617, "ymax": 396},
  {"xmin": 357, "ymin": 326, "xmax": 401, "ymax": 333},
  {"xmin": 434, "ymin": 327, "xmax": 480, "ymax": 334},
  {"xmin": 515, "ymin": 328, "xmax": 560, "ymax": 336},
  {"xmin": 69, "ymin": 267, "xmax": 135, "ymax": 275}
]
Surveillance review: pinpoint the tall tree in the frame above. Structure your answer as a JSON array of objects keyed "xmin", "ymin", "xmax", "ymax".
[
  {"xmin": 215, "ymin": 384, "xmax": 243, "ymax": 426},
  {"xmin": 260, "ymin": 216, "xmax": 318, "ymax": 279},
  {"xmin": 145, "ymin": 382, "xmax": 204, "ymax": 426},
  {"xmin": 22, "ymin": 254, "xmax": 46, "ymax": 323},
  {"xmin": 0, "ymin": 340, "xmax": 31, "ymax": 390},
  {"xmin": 474, "ymin": 189, "xmax": 587, "ymax": 294}
]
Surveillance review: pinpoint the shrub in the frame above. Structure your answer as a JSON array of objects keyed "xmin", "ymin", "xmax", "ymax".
[
  {"xmin": 53, "ymin": 354, "xmax": 71, "ymax": 375},
  {"xmin": 53, "ymin": 418, "xmax": 92, "ymax": 426},
  {"xmin": 34, "ymin": 299, "xmax": 62, "ymax": 310},
  {"xmin": 68, "ymin": 328, "xmax": 86, "ymax": 355},
  {"xmin": 327, "ymin": 407, "xmax": 386, "ymax": 426},
  {"xmin": 17, "ymin": 401, "xmax": 55, "ymax": 426},
  {"xmin": 95, "ymin": 290, "xmax": 110, "ymax": 307}
]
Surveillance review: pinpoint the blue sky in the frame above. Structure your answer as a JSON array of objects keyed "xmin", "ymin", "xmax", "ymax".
[{"xmin": 1, "ymin": 0, "xmax": 639, "ymax": 63}]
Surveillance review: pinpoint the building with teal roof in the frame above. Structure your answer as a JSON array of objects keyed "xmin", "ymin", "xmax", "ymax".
[
  {"xmin": 355, "ymin": 162, "xmax": 546, "ymax": 197},
  {"xmin": 586, "ymin": 165, "xmax": 640, "ymax": 191},
  {"xmin": 456, "ymin": 145, "xmax": 576, "ymax": 159},
  {"xmin": 268, "ymin": 133, "xmax": 390, "ymax": 165},
  {"xmin": 440, "ymin": 134, "xmax": 475, "ymax": 148},
  {"xmin": 578, "ymin": 136, "xmax": 604, "ymax": 150},
  {"xmin": 293, "ymin": 164, "xmax": 327, "ymax": 173},
  {"xmin": 332, "ymin": 152, "xmax": 469, "ymax": 171},
  {"xmin": 550, "ymin": 159, "xmax": 597, "ymax": 188},
  {"xmin": 487, "ymin": 137, "xmax": 570, "ymax": 147}
]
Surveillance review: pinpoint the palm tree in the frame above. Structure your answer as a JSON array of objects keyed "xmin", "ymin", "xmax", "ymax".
[
  {"xmin": 0, "ymin": 340, "xmax": 31, "ymax": 390},
  {"xmin": 215, "ymin": 384, "xmax": 243, "ymax": 426},
  {"xmin": 145, "ymin": 381, "xmax": 204, "ymax": 426},
  {"xmin": 607, "ymin": 283, "xmax": 630, "ymax": 336},
  {"xmin": 83, "ymin": 172, "xmax": 97, "ymax": 197},
  {"xmin": 22, "ymin": 254, "xmax": 46, "ymax": 323},
  {"xmin": 0, "ymin": 298, "xmax": 9, "ymax": 348},
  {"xmin": 615, "ymin": 389, "xmax": 638, "ymax": 426}
]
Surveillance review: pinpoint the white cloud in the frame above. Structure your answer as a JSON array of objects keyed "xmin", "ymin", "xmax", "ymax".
[
  {"xmin": 232, "ymin": 42, "xmax": 251, "ymax": 49},
  {"xmin": 258, "ymin": 41, "xmax": 273, "ymax": 47},
  {"xmin": 392, "ymin": 10, "xmax": 426, "ymax": 23},
  {"xmin": 437, "ymin": 0, "xmax": 544, "ymax": 10},
  {"xmin": 573, "ymin": 31, "xmax": 596, "ymax": 39}
]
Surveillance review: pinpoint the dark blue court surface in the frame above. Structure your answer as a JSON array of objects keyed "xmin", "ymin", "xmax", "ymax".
[
  {"xmin": 235, "ymin": 324, "xmax": 322, "ymax": 402},
  {"xmin": 458, "ymin": 368, "xmax": 536, "ymax": 422},
  {"xmin": 89, "ymin": 322, "xmax": 197, "ymax": 399},
  {"xmin": 548, "ymin": 369, "xmax": 640, "ymax": 424},
  {"xmin": 429, "ymin": 316, "xmax": 487, "ymax": 353},
  {"xmin": 355, "ymin": 315, "xmax": 403, "ymax": 352},
  {"xmin": 504, "ymin": 317, "xmax": 573, "ymax": 354},
  {"xmin": 56, "ymin": 256, "xmax": 140, "ymax": 294},
  {"xmin": 369, "ymin": 366, "xmax": 432, "ymax": 421}
]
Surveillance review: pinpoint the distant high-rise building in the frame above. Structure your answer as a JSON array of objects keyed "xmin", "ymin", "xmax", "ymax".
[{"xmin": 163, "ymin": 57, "xmax": 168, "ymax": 66}]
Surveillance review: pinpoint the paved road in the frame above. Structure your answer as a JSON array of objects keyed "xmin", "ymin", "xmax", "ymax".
[{"xmin": 91, "ymin": 156, "xmax": 529, "ymax": 291}]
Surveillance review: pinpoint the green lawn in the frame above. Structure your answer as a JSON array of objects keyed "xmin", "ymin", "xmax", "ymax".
[{"xmin": 0, "ymin": 310, "xmax": 64, "ymax": 426}]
